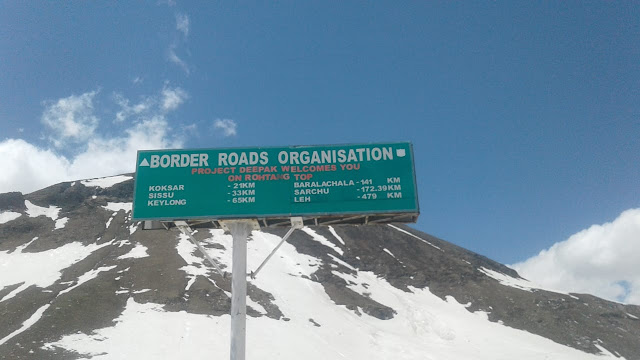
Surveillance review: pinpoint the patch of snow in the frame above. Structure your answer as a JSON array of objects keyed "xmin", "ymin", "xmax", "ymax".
[
  {"xmin": 58, "ymin": 266, "xmax": 117, "ymax": 296},
  {"xmin": 472, "ymin": 309, "xmax": 491, "ymax": 321},
  {"xmin": 327, "ymin": 253, "xmax": 356, "ymax": 271},
  {"xmin": 0, "ymin": 283, "xmax": 31, "ymax": 305},
  {"xmin": 388, "ymin": 224, "xmax": 442, "ymax": 251},
  {"xmin": 246, "ymin": 297, "xmax": 267, "ymax": 315},
  {"xmin": 328, "ymin": 226, "xmax": 346, "ymax": 246},
  {"xmin": 106, "ymin": 216, "xmax": 114, "ymax": 229},
  {"xmin": 81, "ymin": 175, "xmax": 132, "ymax": 188},
  {"xmin": 184, "ymin": 276, "xmax": 197, "ymax": 291},
  {"xmin": 133, "ymin": 289, "xmax": 152, "ymax": 294},
  {"xmin": 103, "ymin": 202, "xmax": 133, "ymax": 213},
  {"xmin": 44, "ymin": 299, "xmax": 226, "ymax": 358},
  {"xmin": 118, "ymin": 244, "xmax": 149, "ymax": 260},
  {"xmin": 115, "ymin": 240, "xmax": 131, "ymax": 248},
  {"xmin": 54, "ymin": 217, "xmax": 69, "ymax": 230},
  {"xmin": 478, "ymin": 267, "xmax": 535, "ymax": 292},
  {"xmin": 331, "ymin": 270, "xmax": 358, "ymax": 286},
  {"xmin": 478, "ymin": 267, "xmax": 575, "ymax": 297},
  {"xmin": 0, "ymin": 304, "xmax": 51, "ymax": 346},
  {"xmin": 383, "ymin": 248, "xmax": 396, "ymax": 259},
  {"xmin": 627, "ymin": 313, "xmax": 638, "ymax": 320},
  {"xmin": 14, "ymin": 237, "xmax": 39, "ymax": 253},
  {"xmin": 301, "ymin": 227, "xmax": 344, "ymax": 256},
  {"xmin": 594, "ymin": 342, "xmax": 619, "ymax": 358},
  {"xmin": 380, "ymin": 248, "xmax": 404, "ymax": 265},
  {"xmin": 45, "ymin": 247, "xmax": 625, "ymax": 360},
  {"xmin": 176, "ymin": 231, "xmax": 227, "ymax": 291},
  {"xmin": 0, "ymin": 240, "xmax": 113, "ymax": 302},
  {"xmin": 0, "ymin": 211, "xmax": 22, "ymax": 224},
  {"xmin": 129, "ymin": 223, "xmax": 139, "ymax": 235},
  {"xmin": 44, "ymin": 229, "xmax": 625, "ymax": 360},
  {"xmin": 177, "ymin": 233, "xmax": 208, "ymax": 265},
  {"xmin": 24, "ymin": 200, "xmax": 60, "ymax": 221}
]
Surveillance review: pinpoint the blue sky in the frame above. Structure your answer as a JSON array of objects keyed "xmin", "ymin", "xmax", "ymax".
[{"xmin": 1, "ymin": 2, "xmax": 639, "ymax": 300}]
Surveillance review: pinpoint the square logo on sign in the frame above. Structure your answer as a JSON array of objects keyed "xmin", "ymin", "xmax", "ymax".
[{"xmin": 396, "ymin": 149, "xmax": 406, "ymax": 157}]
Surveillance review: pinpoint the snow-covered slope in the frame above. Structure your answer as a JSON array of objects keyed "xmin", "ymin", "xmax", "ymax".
[{"xmin": 0, "ymin": 175, "xmax": 638, "ymax": 359}]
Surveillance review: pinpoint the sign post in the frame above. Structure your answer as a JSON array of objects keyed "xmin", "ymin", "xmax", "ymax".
[
  {"xmin": 133, "ymin": 142, "xmax": 420, "ymax": 360},
  {"xmin": 220, "ymin": 220, "xmax": 259, "ymax": 360}
]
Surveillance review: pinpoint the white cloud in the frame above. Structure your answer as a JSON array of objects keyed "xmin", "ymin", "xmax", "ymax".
[
  {"xmin": 113, "ymin": 86, "xmax": 186, "ymax": 122},
  {"xmin": 0, "ymin": 88, "xmax": 188, "ymax": 194},
  {"xmin": 182, "ymin": 123, "xmax": 198, "ymax": 135},
  {"xmin": 176, "ymin": 13, "xmax": 189, "ymax": 38},
  {"xmin": 67, "ymin": 116, "xmax": 182, "ymax": 180},
  {"xmin": 512, "ymin": 208, "xmax": 640, "ymax": 305},
  {"xmin": 168, "ymin": 44, "xmax": 190, "ymax": 75},
  {"xmin": 114, "ymin": 93, "xmax": 153, "ymax": 122},
  {"xmin": 159, "ymin": 0, "xmax": 176, "ymax": 6},
  {"xmin": 166, "ymin": 12, "xmax": 190, "ymax": 74},
  {"xmin": 161, "ymin": 86, "xmax": 188, "ymax": 111},
  {"xmin": 41, "ymin": 91, "xmax": 99, "ymax": 148},
  {"xmin": 0, "ymin": 139, "xmax": 72, "ymax": 193},
  {"xmin": 213, "ymin": 119, "xmax": 237, "ymax": 137}
]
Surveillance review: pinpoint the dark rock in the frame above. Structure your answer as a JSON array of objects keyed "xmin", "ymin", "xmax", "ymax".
[{"xmin": 0, "ymin": 192, "xmax": 25, "ymax": 212}]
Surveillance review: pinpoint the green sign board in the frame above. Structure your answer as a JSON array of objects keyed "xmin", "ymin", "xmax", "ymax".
[{"xmin": 132, "ymin": 142, "xmax": 419, "ymax": 222}]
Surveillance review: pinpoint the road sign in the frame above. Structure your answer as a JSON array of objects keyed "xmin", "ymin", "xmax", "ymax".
[{"xmin": 132, "ymin": 142, "xmax": 419, "ymax": 222}]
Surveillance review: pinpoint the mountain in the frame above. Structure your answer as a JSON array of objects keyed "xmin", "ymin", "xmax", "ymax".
[{"xmin": 1, "ymin": 174, "xmax": 638, "ymax": 360}]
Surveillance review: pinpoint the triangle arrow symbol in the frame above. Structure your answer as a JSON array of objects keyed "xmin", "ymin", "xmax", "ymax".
[{"xmin": 139, "ymin": 158, "xmax": 150, "ymax": 167}]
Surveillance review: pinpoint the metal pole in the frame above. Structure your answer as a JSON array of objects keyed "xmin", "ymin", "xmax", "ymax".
[{"xmin": 224, "ymin": 221, "xmax": 254, "ymax": 360}]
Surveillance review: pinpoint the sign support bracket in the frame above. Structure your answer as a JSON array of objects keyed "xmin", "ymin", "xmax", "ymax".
[{"xmin": 250, "ymin": 217, "xmax": 303, "ymax": 279}]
